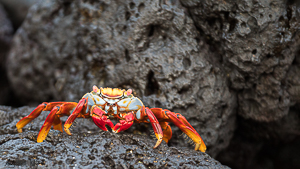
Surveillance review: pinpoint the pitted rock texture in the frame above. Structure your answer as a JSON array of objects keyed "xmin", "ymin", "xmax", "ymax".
[
  {"xmin": 0, "ymin": 106, "xmax": 229, "ymax": 169},
  {"xmin": 6, "ymin": 0, "xmax": 236, "ymax": 157},
  {"xmin": 5, "ymin": 0, "xmax": 300, "ymax": 167},
  {"xmin": 181, "ymin": 0, "xmax": 300, "ymax": 122},
  {"xmin": 286, "ymin": 49, "xmax": 300, "ymax": 107}
]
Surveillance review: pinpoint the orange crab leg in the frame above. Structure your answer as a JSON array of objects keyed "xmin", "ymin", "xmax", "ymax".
[
  {"xmin": 151, "ymin": 108, "xmax": 198, "ymax": 137},
  {"xmin": 52, "ymin": 102, "xmax": 78, "ymax": 132},
  {"xmin": 64, "ymin": 98, "xmax": 87, "ymax": 135},
  {"xmin": 167, "ymin": 112, "xmax": 206, "ymax": 152},
  {"xmin": 53, "ymin": 116, "xmax": 63, "ymax": 132},
  {"xmin": 136, "ymin": 107, "xmax": 164, "ymax": 149},
  {"xmin": 37, "ymin": 106, "xmax": 60, "ymax": 142},
  {"xmin": 16, "ymin": 102, "xmax": 66, "ymax": 133},
  {"xmin": 149, "ymin": 108, "xmax": 173, "ymax": 143},
  {"xmin": 159, "ymin": 122, "xmax": 172, "ymax": 143},
  {"xmin": 176, "ymin": 114, "xmax": 197, "ymax": 135},
  {"xmin": 150, "ymin": 108, "xmax": 206, "ymax": 152},
  {"xmin": 37, "ymin": 102, "xmax": 77, "ymax": 142},
  {"xmin": 91, "ymin": 106, "xmax": 114, "ymax": 131}
]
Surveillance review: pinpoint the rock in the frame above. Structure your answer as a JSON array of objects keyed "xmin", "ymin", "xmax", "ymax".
[
  {"xmin": 0, "ymin": 0, "xmax": 40, "ymax": 28},
  {"xmin": 0, "ymin": 4, "xmax": 12, "ymax": 50},
  {"xmin": 286, "ymin": 49, "xmax": 300, "ymax": 107},
  {"xmin": 217, "ymin": 107, "xmax": 300, "ymax": 169},
  {"xmin": 178, "ymin": 1, "xmax": 300, "ymax": 166},
  {"xmin": 5, "ymin": 0, "xmax": 300, "ymax": 168},
  {"xmin": 0, "ymin": 106, "xmax": 229, "ymax": 169},
  {"xmin": 6, "ymin": 0, "xmax": 236, "ymax": 157},
  {"xmin": 181, "ymin": 0, "xmax": 300, "ymax": 122},
  {"xmin": 0, "ymin": 4, "xmax": 13, "ymax": 105}
]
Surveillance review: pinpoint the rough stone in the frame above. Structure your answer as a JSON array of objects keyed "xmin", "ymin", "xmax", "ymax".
[
  {"xmin": 217, "ymin": 107, "xmax": 300, "ymax": 169},
  {"xmin": 6, "ymin": 0, "xmax": 237, "ymax": 157},
  {"xmin": 0, "ymin": 0, "xmax": 40, "ymax": 28},
  {"xmin": 0, "ymin": 4, "xmax": 12, "ymax": 51},
  {"xmin": 181, "ymin": 0, "xmax": 300, "ymax": 122},
  {"xmin": 0, "ymin": 106, "xmax": 229, "ymax": 169},
  {"xmin": 4, "ymin": 0, "xmax": 300, "ymax": 168},
  {"xmin": 0, "ymin": 3, "xmax": 13, "ymax": 105}
]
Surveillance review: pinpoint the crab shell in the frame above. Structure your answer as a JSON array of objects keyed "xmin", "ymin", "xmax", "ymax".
[{"xmin": 83, "ymin": 86, "xmax": 144, "ymax": 121}]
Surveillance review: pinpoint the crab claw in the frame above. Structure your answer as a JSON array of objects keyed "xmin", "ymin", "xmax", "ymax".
[
  {"xmin": 112, "ymin": 112, "xmax": 134, "ymax": 133},
  {"xmin": 91, "ymin": 106, "xmax": 114, "ymax": 131}
]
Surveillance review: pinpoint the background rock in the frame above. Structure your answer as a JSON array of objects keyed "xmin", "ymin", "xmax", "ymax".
[
  {"xmin": 0, "ymin": 0, "xmax": 40, "ymax": 29},
  {"xmin": 0, "ymin": 3, "xmax": 13, "ymax": 105},
  {"xmin": 181, "ymin": 0, "xmax": 300, "ymax": 122},
  {"xmin": 0, "ymin": 106, "xmax": 229, "ymax": 169},
  {"xmin": 2, "ymin": 0, "xmax": 300, "ymax": 168},
  {"xmin": 217, "ymin": 106, "xmax": 300, "ymax": 169},
  {"xmin": 6, "ymin": 0, "xmax": 237, "ymax": 157}
]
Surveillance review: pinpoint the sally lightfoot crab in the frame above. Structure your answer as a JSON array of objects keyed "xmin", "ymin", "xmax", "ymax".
[{"xmin": 16, "ymin": 86, "xmax": 206, "ymax": 152}]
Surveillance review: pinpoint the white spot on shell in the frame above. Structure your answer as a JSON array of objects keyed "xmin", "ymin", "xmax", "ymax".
[{"xmin": 136, "ymin": 110, "xmax": 141, "ymax": 119}]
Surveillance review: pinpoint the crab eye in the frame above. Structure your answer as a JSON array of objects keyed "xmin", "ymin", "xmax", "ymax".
[
  {"xmin": 93, "ymin": 85, "xmax": 101, "ymax": 94},
  {"xmin": 124, "ymin": 89, "xmax": 132, "ymax": 97}
]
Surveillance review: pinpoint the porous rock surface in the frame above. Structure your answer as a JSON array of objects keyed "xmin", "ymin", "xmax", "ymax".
[
  {"xmin": 6, "ymin": 0, "xmax": 236, "ymax": 157},
  {"xmin": 5, "ymin": 0, "xmax": 300, "ymax": 168},
  {"xmin": 179, "ymin": 1, "xmax": 300, "ymax": 167},
  {"xmin": 0, "ymin": 106, "xmax": 229, "ymax": 169},
  {"xmin": 181, "ymin": 0, "xmax": 300, "ymax": 122}
]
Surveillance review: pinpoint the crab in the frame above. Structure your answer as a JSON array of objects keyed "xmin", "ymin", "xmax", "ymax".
[{"xmin": 16, "ymin": 86, "xmax": 206, "ymax": 152}]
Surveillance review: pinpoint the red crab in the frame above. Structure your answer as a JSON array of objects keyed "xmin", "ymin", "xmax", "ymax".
[{"xmin": 16, "ymin": 86, "xmax": 206, "ymax": 152}]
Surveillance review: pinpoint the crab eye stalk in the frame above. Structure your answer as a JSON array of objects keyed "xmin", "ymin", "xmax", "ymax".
[
  {"xmin": 124, "ymin": 89, "xmax": 132, "ymax": 97},
  {"xmin": 93, "ymin": 85, "xmax": 101, "ymax": 94}
]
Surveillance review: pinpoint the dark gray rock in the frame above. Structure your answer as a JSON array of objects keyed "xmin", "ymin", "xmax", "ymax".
[
  {"xmin": 286, "ymin": 45, "xmax": 300, "ymax": 107},
  {"xmin": 0, "ymin": 4, "xmax": 12, "ymax": 50},
  {"xmin": 6, "ymin": 0, "xmax": 237, "ymax": 157},
  {"xmin": 0, "ymin": 0, "xmax": 40, "ymax": 28},
  {"xmin": 180, "ymin": 0, "xmax": 300, "ymax": 122},
  {"xmin": 4, "ymin": 0, "xmax": 300, "ymax": 168},
  {"xmin": 217, "ymin": 107, "xmax": 300, "ymax": 169},
  {"xmin": 0, "ymin": 106, "xmax": 229, "ymax": 169},
  {"xmin": 0, "ymin": 4, "xmax": 13, "ymax": 105},
  {"xmin": 177, "ymin": 1, "xmax": 300, "ymax": 166}
]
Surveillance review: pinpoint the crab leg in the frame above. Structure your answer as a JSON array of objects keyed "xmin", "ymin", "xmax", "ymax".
[
  {"xmin": 91, "ymin": 105, "xmax": 114, "ymax": 131},
  {"xmin": 53, "ymin": 116, "xmax": 63, "ymax": 132},
  {"xmin": 159, "ymin": 122, "xmax": 172, "ymax": 143},
  {"xmin": 150, "ymin": 108, "xmax": 206, "ymax": 152},
  {"xmin": 64, "ymin": 98, "xmax": 87, "ymax": 135},
  {"xmin": 169, "ymin": 113, "xmax": 206, "ymax": 152},
  {"xmin": 37, "ymin": 102, "xmax": 77, "ymax": 142},
  {"xmin": 144, "ymin": 108, "xmax": 164, "ymax": 148},
  {"xmin": 16, "ymin": 102, "xmax": 66, "ymax": 133},
  {"xmin": 135, "ymin": 106, "xmax": 164, "ymax": 148},
  {"xmin": 144, "ymin": 108, "xmax": 172, "ymax": 143}
]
